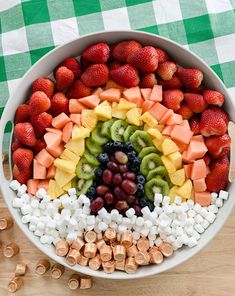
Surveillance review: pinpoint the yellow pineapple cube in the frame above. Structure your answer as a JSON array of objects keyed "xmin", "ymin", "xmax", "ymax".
[
  {"xmin": 111, "ymin": 102, "xmax": 127, "ymax": 119},
  {"xmin": 118, "ymin": 98, "xmax": 136, "ymax": 110},
  {"xmin": 63, "ymin": 181, "xmax": 72, "ymax": 192},
  {"xmin": 140, "ymin": 112, "xmax": 158, "ymax": 127},
  {"xmin": 60, "ymin": 149, "xmax": 80, "ymax": 162},
  {"xmin": 155, "ymin": 124, "xmax": 164, "ymax": 132},
  {"xmin": 168, "ymin": 151, "xmax": 182, "ymax": 170},
  {"xmin": 65, "ymin": 139, "xmax": 85, "ymax": 156},
  {"xmin": 168, "ymin": 186, "xmax": 180, "ymax": 203},
  {"xmin": 161, "ymin": 138, "xmax": 179, "ymax": 155},
  {"xmin": 147, "ymin": 128, "xmax": 162, "ymax": 140},
  {"xmin": 72, "ymin": 126, "xmax": 90, "ymax": 140},
  {"xmin": 55, "ymin": 168, "xmax": 76, "ymax": 188},
  {"xmin": 81, "ymin": 109, "xmax": 98, "ymax": 130},
  {"xmin": 48, "ymin": 179, "xmax": 65, "ymax": 199},
  {"xmin": 126, "ymin": 107, "xmax": 143, "ymax": 126},
  {"xmin": 54, "ymin": 159, "xmax": 76, "ymax": 174},
  {"xmin": 94, "ymin": 100, "xmax": 112, "ymax": 119},
  {"xmin": 161, "ymin": 155, "xmax": 176, "ymax": 174},
  {"xmin": 169, "ymin": 168, "xmax": 185, "ymax": 186},
  {"xmin": 177, "ymin": 179, "xmax": 192, "ymax": 199}
]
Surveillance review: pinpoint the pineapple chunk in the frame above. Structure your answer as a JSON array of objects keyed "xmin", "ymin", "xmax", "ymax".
[
  {"xmin": 94, "ymin": 100, "xmax": 112, "ymax": 119},
  {"xmin": 48, "ymin": 179, "xmax": 65, "ymax": 199},
  {"xmin": 126, "ymin": 108, "xmax": 143, "ymax": 126},
  {"xmin": 155, "ymin": 125, "xmax": 164, "ymax": 132},
  {"xmin": 177, "ymin": 179, "xmax": 192, "ymax": 199},
  {"xmin": 140, "ymin": 112, "xmax": 158, "ymax": 127},
  {"xmin": 161, "ymin": 155, "xmax": 176, "ymax": 174},
  {"xmin": 111, "ymin": 102, "xmax": 127, "ymax": 119},
  {"xmin": 161, "ymin": 138, "xmax": 179, "ymax": 155},
  {"xmin": 169, "ymin": 168, "xmax": 185, "ymax": 186},
  {"xmin": 118, "ymin": 98, "xmax": 136, "ymax": 110},
  {"xmin": 72, "ymin": 126, "xmax": 90, "ymax": 140},
  {"xmin": 65, "ymin": 139, "xmax": 85, "ymax": 156},
  {"xmin": 55, "ymin": 168, "xmax": 76, "ymax": 188},
  {"xmin": 168, "ymin": 186, "xmax": 180, "ymax": 203},
  {"xmin": 60, "ymin": 149, "xmax": 80, "ymax": 162},
  {"xmin": 152, "ymin": 137, "xmax": 166, "ymax": 152},
  {"xmin": 54, "ymin": 159, "xmax": 76, "ymax": 174},
  {"xmin": 168, "ymin": 151, "xmax": 182, "ymax": 170},
  {"xmin": 63, "ymin": 181, "xmax": 72, "ymax": 192},
  {"xmin": 147, "ymin": 128, "xmax": 162, "ymax": 140},
  {"xmin": 81, "ymin": 109, "xmax": 98, "ymax": 130}
]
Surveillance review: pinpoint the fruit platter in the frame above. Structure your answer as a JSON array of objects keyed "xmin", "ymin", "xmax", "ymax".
[{"xmin": 0, "ymin": 31, "xmax": 234, "ymax": 279}]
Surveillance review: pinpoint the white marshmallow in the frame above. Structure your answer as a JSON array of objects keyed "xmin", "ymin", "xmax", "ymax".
[
  {"xmin": 10, "ymin": 180, "xmax": 21, "ymax": 191},
  {"xmin": 22, "ymin": 214, "xmax": 31, "ymax": 224},
  {"xmin": 194, "ymin": 214, "xmax": 203, "ymax": 224},
  {"xmin": 132, "ymin": 231, "xmax": 140, "ymax": 240},
  {"xmin": 154, "ymin": 193, "xmax": 163, "ymax": 205},
  {"xmin": 219, "ymin": 190, "xmax": 229, "ymax": 200},
  {"xmin": 174, "ymin": 195, "xmax": 182, "ymax": 205},
  {"xmin": 194, "ymin": 223, "xmax": 204, "ymax": 234},
  {"xmin": 154, "ymin": 237, "xmax": 163, "ymax": 247},
  {"xmin": 68, "ymin": 188, "xmax": 76, "ymax": 196},
  {"xmin": 36, "ymin": 188, "xmax": 47, "ymax": 199},
  {"xmin": 215, "ymin": 198, "xmax": 223, "ymax": 208},
  {"xmin": 187, "ymin": 237, "xmax": 197, "ymax": 248},
  {"xmin": 208, "ymin": 205, "xmax": 218, "ymax": 214},
  {"xmin": 12, "ymin": 198, "xmax": 23, "ymax": 208},
  {"xmin": 136, "ymin": 217, "xmax": 144, "ymax": 227},
  {"xmin": 162, "ymin": 196, "xmax": 170, "ymax": 205},
  {"xmin": 17, "ymin": 184, "xmax": 27, "ymax": 196},
  {"xmin": 126, "ymin": 208, "xmax": 135, "ymax": 218},
  {"xmin": 205, "ymin": 212, "xmax": 216, "ymax": 224},
  {"xmin": 186, "ymin": 199, "xmax": 194, "ymax": 209},
  {"xmin": 201, "ymin": 219, "xmax": 210, "ymax": 229}
]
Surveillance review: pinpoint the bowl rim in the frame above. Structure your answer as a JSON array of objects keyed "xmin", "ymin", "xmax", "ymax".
[{"xmin": 0, "ymin": 29, "xmax": 234, "ymax": 280}]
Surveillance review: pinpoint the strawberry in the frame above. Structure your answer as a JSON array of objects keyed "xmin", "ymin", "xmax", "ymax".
[
  {"xmin": 14, "ymin": 122, "xmax": 36, "ymax": 147},
  {"xmin": 33, "ymin": 138, "xmax": 46, "ymax": 155},
  {"xmin": 162, "ymin": 89, "xmax": 184, "ymax": 111},
  {"xmin": 13, "ymin": 164, "xmax": 32, "ymax": 184},
  {"xmin": 49, "ymin": 92, "xmax": 69, "ymax": 116},
  {"xmin": 184, "ymin": 93, "xmax": 208, "ymax": 113},
  {"xmin": 203, "ymin": 154, "xmax": 211, "ymax": 166},
  {"xmin": 31, "ymin": 112, "xmax": 52, "ymax": 137},
  {"xmin": 112, "ymin": 40, "xmax": 142, "ymax": 63},
  {"xmin": 155, "ymin": 48, "xmax": 169, "ymax": 63},
  {"xmin": 29, "ymin": 91, "xmax": 51, "ymax": 115},
  {"xmin": 81, "ymin": 64, "xmax": 109, "ymax": 87},
  {"xmin": 127, "ymin": 46, "xmax": 158, "ymax": 73},
  {"xmin": 139, "ymin": 73, "xmax": 157, "ymax": 88},
  {"xmin": 15, "ymin": 104, "xmax": 31, "ymax": 123},
  {"xmin": 203, "ymin": 90, "xmax": 224, "ymax": 107},
  {"xmin": 55, "ymin": 66, "xmax": 74, "ymax": 91},
  {"xmin": 32, "ymin": 77, "xmax": 55, "ymax": 98},
  {"xmin": 82, "ymin": 42, "xmax": 110, "ymax": 64},
  {"xmin": 156, "ymin": 61, "xmax": 177, "ymax": 81},
  {"xmin": 199, "ymin": 106, "xmax": 228, "ymax": 137},
  {"xmin": 55, "ymin": 57, "xmax": 81, "ymax": 79},
  {"xmin": 110, "ymin": 64, "xmax": 140, "ymax": 88},
  {"xmin": 185, "ymin": 84, "xmax": 204, "ymax": 94},
  {"xmin": 205, "ymin": 134, "xmax": 231, "ymax": 158},
  {"xmin": 189, "ymin": 117, "xmax": 200, "ymax": 135},
  {"xmin": 66, "ymin": 79, "xmax": 91, "ymax": 99},
  {"xmin": 176, "ymin": 103, "xmax": 193, "ymax": 119},
  {"xmin": 177, "ymin": 68, "xmax": 203, "ymax": 88},
  {"xmin": 12, "ymin": 139, "xmax": 23, "ymax": 151},
  {"xmin": 80, "ymin": 56, "xmax": 92, "ymax": 71},
  {"xmin": 108, "ymin": 60, "xmax": 123, "ymax": 71},
  {"xmin": 159, "ymin": 75, "xmax": 182, "ymax": 90},
  {"xmin": 13, "ymin": 148, "xmax": 33, "ymax": 170}
]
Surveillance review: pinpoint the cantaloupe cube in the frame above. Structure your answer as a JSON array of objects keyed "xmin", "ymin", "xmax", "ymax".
[
  {"xmin": 72, "ymin": 126, "xmax": 90, "ymax": 140},
  {"xmin": 54, "ymin": 159, "xmax": 76, "ymax": 174},
  {"xmin": 167, "ymin": 113, "xmax": 183, "ymax": 125},
  {"xmin": 184, "ymin": 164, "xmax": 193, "ymax": 179},
  {"xmin": 155, "ymin": 125, "xmax": 164, "ymax": 133},
  {"xmin": 162, "ymin": 125, "xmax": 174, "ymax": 136},
  {"xmin": 194, "ymin": 191, "xmax": 211, "ymax": 206},
  {"xmin": 70, "ymin": 114, "xmax": 81, "ymax": 126},
  {"xmin": 81, "ymin": 109, "xmax": 98, "ymax": 130},
  {"xmin": 111, "ymin": 102, "xmax": 127, "ymax": 119},
  {"xmin": 99, "ymin": 88, "xmax": 121, "ymax": 102},
  {"xmin": 182, "ymin": 150, "xmax": 194, "ymax": 163},
  {"xmin": 126, "ymin": 107, "xmax": 142, "ymax": 126},
  {"xmin": 149, "ymin": 85, "xmax": 162, "ymax": 102},
  {"xmin": 92, "ymin": 87, "xmax": 103, "ymax": 96},
  {"xmin": 169, "ymin": 168, "xmax": 185, "ymax": 186},
  {"xmin": 79, "ymin": 95, "xmax": 100, "ymax": 108},
  {"xmin": 27, "ymin": 179, "xmax": 40, "ymax": 195},
  {"xmin": 142, "ymin": 100, "xmax": 155, "ymax": 112},
  {"xmin": 191, "ymin": 159, "xmax": 207, "ymax": 180},
  {"xmin": 161, "ymin": 155, "xmax": 176, "ymax": 174},
  {"xmin": 105, "ymin": 80, "xmax": 124, "ymax": 91},
  {"xmin": 180, "ymin": 120, "xmax": 190, "ymax": 130},
  {"xmin": 134, "ymin": 96, "xmax": 144, "ymax": 108},
  {"xmin": 55, "ymin": 168, "xmax": 76, "ymax": 187},
  {"xmin": 168, "ymin": 151, "xmax": 182, "ymax": 170},
  {"xmin": 177, "ymin": 179, "xmax": 192, "ymax": 199},
  {"xmin": 62, "ymin": 122, "xmax": 73, "ymax": 143},
  {"xmin": 159, "ymin": 109, "xmax": 174, "ymax": 125},
  {"xmin": 140, "ymin": 112, "xmax": 158, "ymax": 127},
  {"xmin": 61, "ymin": 149, "xmax": 80, "ymax": 162},
  {"xmin": 147, "ymin": 128, "xmax": 162, "ymax": 140},
  {"xmin": 123, "ymin": 86, "xmax": 141, "ymax": 103},
  {"xmin": 193, "ymin": 178, "xmax": 207, "ymax": 192},
  {"xmin": 118, "ymin": 98, "xmax": 136, "ymax": 110},
  {"xmin": 171, "ymin": 125, "xmax": 193, "ymax": 145},
  {"xmin": 174, "ymin": 140, "xmax": 188, "ymax": 153},
  {"xmin": 52, "ymin": 113, "xmax": 71, "ymax": 129},
  {"xmin": 187, "ymin": 136, "xmax": 208, "ymax": 160},
  {"xmin": 69, "ymin": 99, "xmax": 85, "ymax": 114},
  {"xmin": 47, "ymin": 165, "xmax": 56, "ymax": 179},
  {"xmin": 46, "ymin": 144, "xmax": 64, "ymax": 158},
  {"xmin": 45, "ymin": 128, "xmax": 62, "ymax": 135},
  {"xmin": 44, "ymin": 132, "xmax": 61, "ymax": 148},
  {"xmin": 38, "ymin": 180, "xmax": 49, "ymax": 191},
  {"xmin": 33, "ymin": 159, "xmax": 47, "ymax": 179},
  {"xmin": 95, "ymin": 100, "xmax": 112, "ymax": 119},
  {"xmin": 161, "ymin": 138, "xmax": 179, "ymax": 155},
  {"xmin": 65, "ymin": 139, "xmax": 85, "ymax": 156},
  {"xmin": 47, "ymin": 179, "xmax": 64, "ymax": 199},
  {"xmin": 148, "ymin": 102, "xmax": 168, "ymax": 121},
  {"xmin": 63, "ymin": 181, "xmax": 72, "ymax": 192},
  {"xmin": 35, "ymin": 149, "xmax": 55, "ymax": 168},
  {"xmin": 141, "ymin": 88, "xmax": 152, "ymax": 100}
]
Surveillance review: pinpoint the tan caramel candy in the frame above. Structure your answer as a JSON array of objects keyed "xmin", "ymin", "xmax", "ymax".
[
  {"xmin": 121, "ymin": 232, "xmax": 133, "ymax": 248},
  {"xmin": 115, "ymin": 259, "xmax": 125, "ymax": 271},
  {"xmin": 35, "ymin": 259, "xmax": 50, "ymax": 275},
  {"xmin": 100, "ymin": 245, "xmax": 112, "ymax": 262},
  {"xmin": 126, "ymin": 244, "xmax": 138, "ymax": 257},
  {"xmin": 113, "ymin": 245, "xmax": 126, "ymax": 261},
  {"xmin": 125, "ymin": 257, "xmax": 138, "ymax": 274},
  {"xmin": 102, "ymin": 260, "xmax": 115, "ymax": 274},
  {"xmin": 56, "ymin": 239, "xmax": 69, "ymax": 257},
  {"xmin": 4, "ymin": 243, "xmax": 19, "ymax": 258},
  {"xmin": 78, "ymin": 255, "xmax": 89, "ymax": 266},
  {"xmin": 134, "ymin": 251, "xmax": 150, "ymax": 265},
  {"xmin": 68, "ymin": 274, "xmax": 80, "ymax": 290},
  {"xmin": 96, "ymin": 239, "xmax": 106, "ymax": 251},
  {"xmin": 84, "ymin": 231, "xmax": 97, "ymax": 243},
  {"xmin": 159, "ymin": 243, "xmax": 173, "ymax": 257},
  {"xmin": 0, "ymin": 215, "xmax": 13, "ymax": 230},
  {"xmin": 89, "ymin": 255, "xmax": 101, "ymax": 270},
  {"xmin": 104, "ymin": 228, "xmax": 116, "ymax": 242},
  {"xmin": 137, "ymin": 238, "xmax": 150, "ymax": 252},
  {"xmin": 71, "ymin": 237, "xmax": 85, "ymax": 251},
  {"xmin": 80, "ymin": 276, "xmax": 93, "ymax": 289},
  {"xmin": 66, "ymin": 249, "xmax": 81, "ymax": 266},
  {"xmin": 51, "ymin": 263, "xmax": 65, "ymax": 279},
  {"xmin": 84, "ymin": 243, "xmax": 97, "ymax": 258},
  {"xmin": 149, "ymin": 247, "xmax": 164, "ymax": 264},
  {"xmin": 15, "ymin": 262, "xmax": 27, "ymax": 276},
  {"xmin": 8, "ymin": 277, "xmax": 23, "ymax": 293}
]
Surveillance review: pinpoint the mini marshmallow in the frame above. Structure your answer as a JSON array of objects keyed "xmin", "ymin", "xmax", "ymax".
[
  {"xmin": 149, "ymin": 240, "xmax": 154, "ymax": 248},
  {"xmin": 20, "ymin": 193, "xmax": 30, "ymax": 203},
  {"xmin": 118, "ymin": 224, "xmax": 127, "ymax": 233},
  {"xmin": 67, "ymin": 232, "xmax": 77, "ymax": 244},
  {"xmin": 174, "ymin": 195, "xmax": 182, "ymax": 205},
  {"xmin": 12, "ymin": 198, "xmax": 23, "ymax": 208},
  {"xmin": 141, "ymin": 206, "xmax": 151, "ymax": 217},
  {"xmin": 154, "ymin": 237, "xmax": 163, "ymax": 247},
  {"xmin": 211, "ymin": 192, "xmax": 218, "ymax": 199},
  {"xmin": 215, "ymin": 198, "xmax": 223, "ymax": 208},
  {"xmin": 184, "ymin": 226, "xmax": 194, "ymax": 236},
  {"xmin": 154, "ymin": 193, "xmax": 163, "ymax": 205},
  {"xmin": 141, "ymin": 228, "xmax": 150, "ymax": 237},
  {"xmin": 188, "ymin": 209, "xmax": 196, "ymax": 218},
  {"xmin": 52, "ymin": 199, "xmax": 61, "ymax": 208},
  {"xmin": 34, "ymin": 230, "xmax": 44, "ymax": 237},
  {"xmin": 164, "ymin": 205, "xmax": 173, "ymax": 215},
  {"xmin": 36, "ymin": 188, "xmax": 47, "ymax": 199},
  {"xmin": 187, "ymin": 237, "xmax": 197, "ymax": 248},
  {"xmin": 110, "ymin": 209, "xmax": 119, "ymax": 221},
  {"xmin": 68, "ymin": 188, "xmax": 76, "ymax": 196},
  {"xmin": 10, "ymin": 180, "xmax": 21, "ymax": 191},
  {"xmin": 136, "ymin": 217, "xmax": 144, "ymax": 227},
  {"xmin": 29, "ymin": 223, "xmax": 37, "ymax": 232},
  {"xmin": 17, "ymin": 184, "xmax": 27, "ymax": 196},
  {"xmin": 193, "ymin": 203, "xmax": 202, "ymax": 214},
  {"xmin": 86, "ymin": 215, "xmax": 96, "ymax": 226},
  {"xmin": 109, "ymin": 222, "xmax": 118, "ymax": 229},
  {"xmin": 185, "ymin": 218, "xmax": 195, "ymax": 227},
  {"xmin": 126, "ymin": 208, "xmax": 135, "ymax": 218},
  {"xmin": 21, "ymin": 204, "xmax": 32, "ymax": 215},
  {"xmin": 132, "ymin": 231, "xmax": 140, "ymax": 240},
  {"xmin": 162, "ymin": 196, "xmax": 170, "ymax": 205},
  {"xmin": 194, "ymin": 214, "xmax": 203, "ymax": 224},
  {"xmin": 201, "ymin": 219, "xmax": 210, "ymax": 229},
  {"xmin": 22, "ymin": 214, "xmax": 31, "ymax": 224},
  {"xmin": 205, "ymin": 212, "xmax": 216, "ymax": 224},
  {"xmin": 154, "ymin": 206, "xmax": 163, "ymax": 215},
  {"xmin": 43, "ymin": 195, "xmax": 51, "ymax": 203},
  {"xmin": 98, "ymin": 221, "xmax": 108, "ymax": 231},
  {"xmin": 144, "ymin": 220, "xmax": 153, "ymax": 229},
  {"xmin": 200, "ymin": 208, "xmax": 208, "ymax": 218},
  {"xmin": 192, "ymin": 230, "xmax": 201, "ymax": 241},
  {"xmin": 208, "ymin": 205, "xmax": 218, "ymax": 214},
  {"xmin": 31, "ymin": 199, "xmax": 39, "ymax": 209},
  {"xmin": 148, "ymin": 233, "xmax": 156, "ymax": 241},
  {"xmin": 186, "ymin": 199, "xmax": 194, "ymax": 209},
  {"xmin": 194, "ymin": 223, "xmax": 204, "ymax": 234}
]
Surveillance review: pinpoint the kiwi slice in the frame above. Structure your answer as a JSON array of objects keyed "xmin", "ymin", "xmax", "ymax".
[
  {"xmin": 83, "ymin": 151, "xmax": 100, "ymax": 166},
  {"xmin": 91, "ymin": 122, "xmax": 109, "ymax": 146},
  {"xmin": 123, "ymin": 125, "xmax": 140, "ymax": 142},
  {"xmin": 138, "ymin": 146, "xmax": 158, "ymax": 159},
  {"xmin": 144, "ymin": 177, "xmax": 169, "ymax": 201},
  {"xmin": 101, "ymin": 119, "xmax": 116, "ymax": 138},
  {"xmin": 76, "ymin": 157, "xmax": 96, "ymax": 180},
  {"xmin": 86, "ymin": 138, "xmax": 102, "ymax": 155},
  {"xmin": 110, "ymin": 119, "xmax": 129, "ymax": 142},
  {"xmin": 140, "ymin": 153, "xmax": 163, "ymax": 176},
  {"xmin": 76, "ymin": 178, "xmax": 93, "ymax": 195},
  {"xmin": 129, "ymin": 130, "xmax": 153, "ymax": 153},
  {"xmin": 71, "ymin": 177, "xmax": 78, "ymax": 188},
  {"xmin": 146, "ymin": 166, "xmax": 168, "ymax": 181}
]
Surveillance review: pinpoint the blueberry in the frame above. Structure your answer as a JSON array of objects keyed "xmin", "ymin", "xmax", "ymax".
[
  {"xmin": 136, "ymin": 174, "xmax": 145, "ymax": 185},
  {"xmin": 132, "ymin": 157, "xmax": 141, "ymax": 166},
  {"xmin": 127, "ymin": 150, "xmax": 136, "ymax": 160},
  {"xmin": 124, "ymin": 142, "xmax": 133, "ymax": 151},
  {"xmin": 97, "ymin": 153, "xmax": 109, "ymax": 164},
  {"xmin": 139, "ymin": 198, "xmax": 148, "ymax": 208},
  {"xmin": 137, "ymin": 188, "xmax": 145, "ymax": 198},
  {"xmin": 113, "ymin": 141, "xmax": 124, "ymax": 150},
  {"xmin": 129, "ymin": 164, "xmax": 139, "ymax": 173},
  {"xmin": 95, "ymin": 168, "xmax": 103, "ymax": 178},
  {"xmin": 137, "ymin": 183, "xmax": 144, "ymax": 191},
  {"xmin": 104, "ymin": 142, "xmax": 113, "ymax": 154},
  {"xmin": 146, "ymin": 201, "xmax": 154, "ymax": 211},
  {"xmin": 86, "ymin": 186, "xmax": 96, "ymax": 198}
]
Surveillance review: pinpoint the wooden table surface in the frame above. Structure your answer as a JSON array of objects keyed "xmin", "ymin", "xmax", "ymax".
[{"xmin": 0, "ymin": 191, "xmax": 235, "ymax": 296}]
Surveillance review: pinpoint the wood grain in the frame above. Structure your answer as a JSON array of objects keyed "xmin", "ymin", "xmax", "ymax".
[{"xmin": 0, "ymin": 189, "xmax": 235, "ymax": 295}]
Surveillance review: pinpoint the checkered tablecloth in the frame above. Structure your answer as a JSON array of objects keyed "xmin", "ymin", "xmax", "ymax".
[{"xmin": 0, "ymin": 0, "xmax": 235, "ymax": 143}]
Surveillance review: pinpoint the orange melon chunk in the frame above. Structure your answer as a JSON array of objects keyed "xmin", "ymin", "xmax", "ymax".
[
  {"xmin": 171, "ymin": 125, "xmax": 193, "ymax": 145},
  {"xmin": 159, "ymin": 109, "xmax": 174, "ymax": 125},
  {"xmin": 70, "ymin": 114, "xmax": 81, "ymax": 125},
  {"xmin": 33, "ymin": 159, "xmax": 47, "ymax": 179},
  {"xmin": 186, "ymin": 136, "xmax": 208, "ymax": 160},
  {"xmin": 191, "ymin": 159, "xmax": 207, "ymax": 180},
  {"xmin": 38, "ymin": 180, "xmax": 49, "ymax": 191},
  {"xmin": 141, "ymin": 88, "xmax": 152, "ymax": 100},
  {"xmin": 46, "ymin": 144, "xmax": 64, "ymax": 158},
  {"xmin": 27, "ymin": 179, "xmax": 40, "ymax": 195},
  {"xmin": 78, "ymin": 95, "xmax": 100, "ymax": 108},
  {"xmin": 184, "ymin": 164, "xmax": 193, "ymax": 179},
  {"xmin": 162, "ymin": 125, "xmax": 174, "ymax": 136},
  {"xmin": 92, "ymin": 87, "xmax": 103, "ymax": 96},
  {"xmin": 182, "ymin": 150, "xmax": 193, "ymax": 163},
  {"xmin": 62, "ymin": 122, "xmax": 73, "ymax": 143},
  {"xmin": 123, "ymin": 86, "xmax": 141, "ymax": 103},
  {"xmin": 69, "ymin": 99, "xmax": 85, "ymax": 114},
  {"xmin": 35, "ymin": 149, "xmax": 55, "ymax": 168},
  {"xmin": 99, "ymin": 88, "xmax": 121, "ymax": 103},
  {"xmin": 174, "ymin": 140, "xmax": 188, "ymax": 153},
  {"xmin": 180, "ymin": 120, "xmax": 190, "ymax": 130},
  {"xmin": 45, "ymin": 128, "xmax": 62, "ymax": 135},
  {"xmin": 167, "ymin": 113, "xmax": 183, "ymax": 125},
  {"xmin": 105, "ymin": 80, "xmax": 124, "ymax": 91},
  {"xmin": 47, "ymin": 165, "xmax": 56, "ymax": 179},
  {"xmin": 142, "ymin": 100, "xmax": 155, "ymax": 112},
  {"xmin": 149, "ymin": 102, "xmax": 168, "ymax": 121},
  {"xmin": 149, "ymin": 85, "xmax": 162, "ymax": 102},
  {"xmin": 193, "ymin": 178, "xmax": 207, "ymax": 192},
  {"xmin": 52, "ymin": 113, "xmax": 71, "ymax": 129},
  {"xmin": 44, "ymin": 132, "xmax": 61, "ymax": 148},
  {"xmin": 194, "ymin": 191, "xmax": 211, "ymax": 206}
]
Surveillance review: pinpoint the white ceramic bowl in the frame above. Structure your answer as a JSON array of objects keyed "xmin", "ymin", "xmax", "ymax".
[{"xmin": 0, "ymin": 30, "xmax": 234, "ymax": 280}]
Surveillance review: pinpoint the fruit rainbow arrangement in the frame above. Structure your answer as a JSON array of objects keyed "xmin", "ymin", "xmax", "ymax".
[{"xmin": 9, "ymin": 40, "xmax": 231, "ymax": 274}]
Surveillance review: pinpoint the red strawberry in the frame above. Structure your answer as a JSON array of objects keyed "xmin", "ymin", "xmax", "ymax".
[
  {"xmin": 15, "ymin": 104, "xmax": 31, "ymax": 123},
  {"xmin": 31, "ymin": 112, "xmax": 52, "ymax": 137},
  {"xmin": 189, "ymin": 117, "xmax": 200, "ymax": 135},
  {"xmin": 56, "ymin": 57, "xmax": 81, "ymax": 79},
  {"xmin": 185, "ymin": 84, "xmax": 204, "ymax": 94},
  {"xmin": 176, "ymin": 103, "xmax": 193, "ymax": 119},
  {"xmin": 108, "ymin": 60, "xmax": 123, "ymax": 71},
  {"xmin": 32, "ymin": 77, "xmax": 55, "ymax": 98},
  {"xmin": 14, "ymin": 122, "xmax": 36, "ymax": 147},
  {"xmin": 139, "ymin": 73, "xmax": 157, "ymax": 88},
  {"xmin": 66, "ymin": 79, "xmax": 91, "ymax": 99},
  {"xmin": 200, "ymin": 106, "xmax": 228, "ymax": 137},
  {"xmin": 203, "ymin": 90, "xmax": 224, "ymax": 107},
  {"xmin": 156, "ymin": 61, "xmax": 177, "ymax": 81},
  {"xmin": 127, "ymin": 46, "xmax": 158, "ymax": 73},
  {"xmin": 155, "ymin": 48, "xmax": 169, "ymax": 63},
  {"xmin": 12, "ymin": 139, "xmax": 23, "ymax": 151},
  {"xmin": 177, "ymin": 68, "xmax": 203, "ymax": 88},
  {"xmin": 55, "ymin": 66, "xmax": 74, "ymax": 91},
  {"xmin": 80, "ymin": 56, "xmax": 92, "ymax": 71},
  {"xmin": 13, "ymin": 164, "xmax": 32, "ymax": 184},
  {"xmin": 110, "ymin": 64, "xmax": 140, "ymax": 88},
  {"xmin": 184, "ymin": 93, "xmax": 208, "ymax": 113},
  {"xmin": 210, "ymin": 154, "xmax": 230, "ymax": 171},
  {"xmin": 203, "ymin": 154, "xmax": 211, "ymax": 166},
  {"xmin": 13, "ymin": 148, "xmax": 33, "ymax": 170},
  {"xmin": 29, "ymin": 91, "xmax": 51, "ymax": 115},
  {"xmin": 205, "ymin": 134, "xmax": 231, "ymax": 158},
  {"xmin": 162, "ymin": 89, "xmax": 184, "ymax": 111},
  {"xmin": 112, "ymin": 40, "xmax": 142, "ymax": 63},
  {"xmin": 49, "ymin": 93, "xmax": 69, "ymax": 116},
  {"xmin": 81, "ymin": 64, "xmax": 109, "ymax": 87},
  {"xmin": 82, "ymin": 42, "xmax": 110, "ymax": 64},
  {"xmin": 159, "ymin": 75, "xmax": 182, "ymax": 90},
  {"xmin": 33, "ymin": 139, "xmax": 46, "ymax": 155}
]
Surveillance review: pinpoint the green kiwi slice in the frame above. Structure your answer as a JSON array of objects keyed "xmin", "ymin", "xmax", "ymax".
[
  {"xmin": 123, "ymin": 125, "xmax": 140, "ymax": 142},
  {"xmin": 101, "ymin": 119, "xmax": 116, "ymax": 138},
  {"xmin": 129, "ymin": 130, "xmax": 153, "ymax": 153},
  {"xmin": 110, "ymin": 119, "xmax": 129, "ymax": 142},
  {"xmin": 91, "ymin": 122, "xmax": 109, "ymax": 146},
  {"xmin": 138, "ymin": 146, "xmax": 158, "ymax": 159},
  {"xmin": 140, "ymin": 153, "xmax": 163, "ymax": 176},
  {"xmin": 144, "ymin": 177, "xmax": 169, "ymax": 201},
  {"xmin": 146, "ymin": 166, "xmax": 168, "ymax": 181},
  {"xmin": 76, "ymin": 179, "xmax": 93, "ymax": 195},
  {"xmin": 83, "ymin": 151, "xmax": 100, "ymax": 166},
  {"xmin": 86, "ymin": 138, "xmax": 103, "ymax": 155},
  {"xmin": 76, "ymin": 157, "xmax": 96, "ymax": 180}
]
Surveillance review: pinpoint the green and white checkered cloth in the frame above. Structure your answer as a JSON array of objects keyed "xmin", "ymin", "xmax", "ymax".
[{"xmin": 0, "ymin": 0, "xmax": 235, "ymax": 141}]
